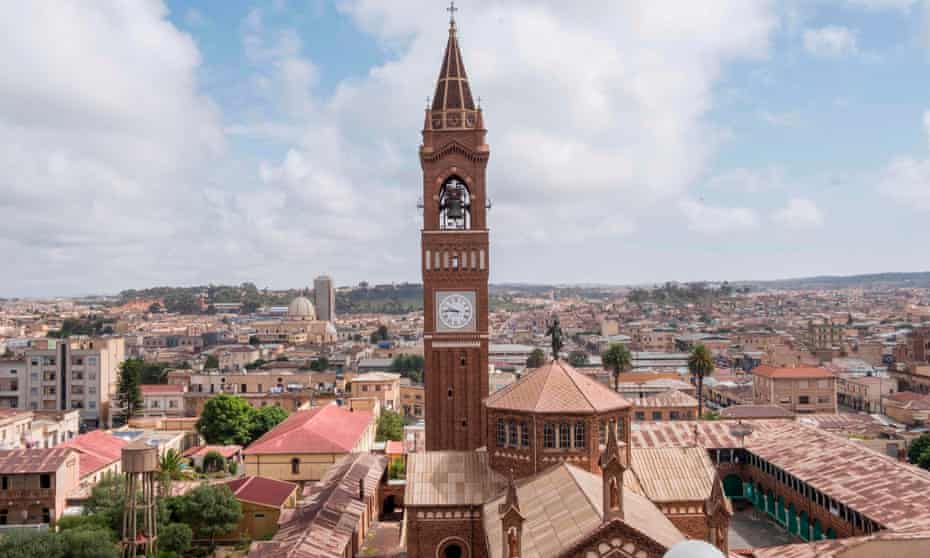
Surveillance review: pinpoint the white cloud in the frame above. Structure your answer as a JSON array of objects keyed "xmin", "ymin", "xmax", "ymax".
[
  {"xmin": 678, "ymin": 199, "xmax": 759, "ymax": 234},
  {"xmin": 706, "ymin": 166, "xmax": 784, "ymax": 192},
  {"xmin": 803, "ymin": 26, "xmax": 858, "ymax": 57},
  {"xmin": 923, "ymin": 109, "xmax": 930, "ymax": 141},
  {"xmin": 879, "ymin": 156, "xmax": 930, "ymax": 210},
  {"xmin": 846, "ymin": 0, "xmax": 918, "ymax": 11},
  {"xmin": 772, "ymin": 198, "xmax": 824, "ymax": 228},
  {"xmin": 758, "ymin": 110, "xmax": 803, "ymax": 127}
]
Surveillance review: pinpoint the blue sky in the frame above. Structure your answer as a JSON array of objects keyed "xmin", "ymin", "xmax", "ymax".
[{"xmin": 2, "ymin": 1, "xmax": 930, "ymax": 296}]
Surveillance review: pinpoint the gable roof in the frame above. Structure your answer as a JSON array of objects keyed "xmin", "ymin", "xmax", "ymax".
[
  {"xmin": 243, "ymin": 404, "xmax": 373, "ymax": 455},
  {"xmin": 60, "ymin": 430, "xmax": 128, "ymax": 478},
  {"xmin": 752, "ymin": 365, "xmax": 835, "ymax": 379},
  {"xmin": 627, "ymin": 447, "xmax": 718, "ymax": 503},
  {"xmin": 0, "ymin": 447, "xmax": 77, "ymax": 474},
  {"xmin": 406, "ymin": 450, "xmax": 506, "ymax": 507},
  {"xmin": 226, "ymin": 476, "xmax": 297, "ymax": 509},
  {"xmin": 482, "ymin": 462, "xmax": 684, "ymax": 558},
  {"xmin": 485, "ymin": 359, "xmax": 631, "ymax": 414}
]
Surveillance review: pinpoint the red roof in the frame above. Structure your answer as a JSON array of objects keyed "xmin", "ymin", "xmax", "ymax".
[
  {"xmin": 141, "ymin": 384, "xmax": 185, "ymax": 394},
  {"xmin": 60, "ymin": 430, "xmax": 128, "ymax": 478},
  {"xmin": 385, "ymin": 440, "xmax": 404, "ymax": 455},
  {"xmin": 485, "ymin": 359, "xmax": 631, "ymax": 413},
  {"xmin": 0, "ymin": 448, "xmax": 77, "ymax": 474},
  {"xmin": 226, "ymin": 476, "xmax": 297, "ymax": 508},
  {"xmin": 182, "ymin": 444, "xmax": 242, "ymax": 459},
  {"xmin": 243, "ymin": 405, "xmax": 373, "ymax": 455},
  {"xmin": 752, "ymin": 365, "xmax": 835, "ymax": 380}
]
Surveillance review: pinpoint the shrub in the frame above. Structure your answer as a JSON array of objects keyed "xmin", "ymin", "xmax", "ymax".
[{"xmin": 159, "ymin": 523, "xmax": 193, "ymax": 556}]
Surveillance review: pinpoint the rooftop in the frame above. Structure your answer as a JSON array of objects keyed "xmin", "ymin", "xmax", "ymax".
[
  {"xmin": 0, "ymin": 447, "xmax": 77, "ymax": 474},
  {"xmin": 60, "ymin": 430, "xmax": 128, "ymax": 478},
  {"xmin": 751, "ymin": 365, "xmax": 835, "ymax": 380},
  {"xmin": 226, "ymin": 475, "xmax": 297, "ymax": 509},
  {"xmin": 243, "ymin": 404, "xmax": 373, "ymax": 455},
  {"xmin": 406, "ymin": 450, "xmax": 506, "ymax": 507}
]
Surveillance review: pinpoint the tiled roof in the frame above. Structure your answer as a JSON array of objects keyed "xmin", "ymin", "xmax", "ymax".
[
  {"xmin": 406, "ymin": 450, "xmax": 506, "ymax": 507},
  {"xmin": 627, "ymin": 447, "xmax": 717, "ymax": 503},
  {"xmin": 752, "ymin": 365, "xmax": 835, "ymax": 379},
  {"xmin": 631, "ymin": 390, "xmax": 698, "ymax": 409},
  {"xmin": 60, "ymin": 430, "xmax": 128, "ymax": 478},
  {"xmin": 247, "ymin": 453, "xmax": 386, "ymax": 558},
  {"xmin": 0, "ymin": 447, "xmax": 77, "ymax": 474},
  {"xmin": 226, "ymin": 475, "xmax": 297, "ymax": 509},
  {"xmin": 243, "ymin": 404, "xmax": 373, "ymax": 455},
  {"xmin": 183, "ymin": 444, "xmax": 242, "ymax": 459},
  {"xmin": 720, "ymin": 405, "xmax": 794, "ymax": 419},
  {"xmin": 485, "ymin": 359, "xmax": 631, "ymax": 414},
  {"xmin": 140, "ymin": 384, "xmax": 184, "ymax": 394},
  {"xmin": 483, "ymin": 462, "xmax": 684, "ymax": 558},
  {"xmin": 431, "ymin": 20, "xmax": 475, "ymax": 112}
]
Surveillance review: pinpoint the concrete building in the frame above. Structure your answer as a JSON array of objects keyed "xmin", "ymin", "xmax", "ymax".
[
  {"xmin": 0, "ymin": 447, "xmax": 80, "ymax": 527},
  {"xmin": 313, "ymin": 275, "xmax": 335, "ymax": 322},
  {"xmin": 140, "ymin": 384, "xmax": 186, "ymax": 417},
  {"xmin": 222, "ymin": 476, "xmax": 298, "ymax": 541},
  {"xmin": 882, "ymin": 391, "xmax": 930, "ymax": 426},
  {"xmin": 752, "ymin": 365, "xmax": 838, "ymax": 414},
  {"xmin": 349, "ymin": 371, "xmax": 401, "ymax": 412},
  {"xmin": 836, "ymin": 374, "xmax": 894, "ymax": 413}
]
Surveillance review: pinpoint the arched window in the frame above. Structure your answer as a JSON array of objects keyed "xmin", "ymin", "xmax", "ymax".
[
  {"xmin": 520, "ymin": 421, "xmax": 529, "ymax": 447},
  {"xmin": 508, "ymin": 420, "xmax": 518, "ymax": 447},
  {"xmin": 439, "ymin": 177, "xmax": 471, "ymax": 230},
  {"xmin": 543, "ymin": 423, "xmax": 555, "ymax": 448},
  {"xmin": 291, "ymin": 458, "xmax": 300, "ymax": 474}
]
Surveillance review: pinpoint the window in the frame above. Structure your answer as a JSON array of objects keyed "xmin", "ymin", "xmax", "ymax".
[
  {"xmin": 496, "ymin": 419, "xmax": 506, "ymax": 446},
  {"xmin": 40, "ymin": 474, "xmax": 51, "ymax": 489},
  {"xmin": 817, "ymin": 396, "xmax": 830, "ymax": 404},
  {"xmin": 362, "ymin": 385, "xmax": 369, "ymax": 392},
  {"xmin": 508, "ymin": 420, "xmax": 518, "ymax": 447},
  {"xmin": 798, "ymin": 396, "xmax": 810, "ymax": 405},
  {"xmin": 600, "ymin": 421, "xmax": 607, "ymax": 445},
  {"xmin": 574, "ymin": 422, "xmax": 586, "ymax": 448},
  {"xmin": 635, "ymin": 412, "xmax": 645, "ymax": 421},
  {"xmin": 543, "ymin": 423, "xmax": 555, "ymax": 448},
  {"xmin": 89, "ymin": 401, "xmax": 96, "ymax": 409},
  {"xmin": 291, "ymin": 458, "xmax": 300, "ymax": 474},
  {"xmin": 652, "ymin": 411, "xmax": 662, "ymax": 420},
  {"xmin": 151, "ymin": 400, "xmax": 159, "ymax": 408},
  {"xmin": 254, "ymin": 513, "xmax": 266, "ymax": 519},
  {"xmin": 169, "ymin": 400, "xmax": 177, "ymax": 409},
  {"xmin": 1, "ymin": 476, "xmax": 7, "ymax": 490},
  {"xmin": 375, "ymin": 385, "xmax": 381, "ymax": 391},
  {"xmin": 0, "ymin": 509, "xmax": 6, "ymax": 525},
  {"xmin": 521, "ymin": 421, "xmax": 529, "ymax": 447},
  {"xmin": 559, "ymin": 423, "xmax": 570, "ymax": 449},
  {"xmin": 42, "ymin": 508, "xmax": 50, "ymax": 523},
  {"xmin": 670, "ymin": 411, "xmax": 681, "ymax": 420}
]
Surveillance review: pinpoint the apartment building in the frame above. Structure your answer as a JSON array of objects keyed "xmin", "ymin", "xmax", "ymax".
[
  {"xmin": 348, "ymin": 372, "xmax": 401, "ymax": 412},
  {"xmin": 835, "ymin": 374, "xmax": 895, "ymax": 413},
  {"xmin": 399, "ymin": 382, "xmax": 425, "ymax": 419},
  {"xmin": 0, "ymin": 447, "xmax": 81, "ymax": 526},
  {"xmin": 140, "ymin": 384, "xmax": 186, "ymax": 417},
  {"xmin": 3, "ymin": 337, "xmax": 126, "ymax": 428},
  {"xmin": 0, "ymin": 409, "xmax": 80, "ymax": 450},
  {"xmin": 752, "ymin": 365, "xmax": 837, "ymax": 414}
]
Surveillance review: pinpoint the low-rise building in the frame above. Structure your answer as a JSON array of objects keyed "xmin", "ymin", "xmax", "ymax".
[
  {"xmin": 752, "ymin": 365, "xmax": 837, "ymax": 414},
  {"xmin": 883, "ymin": 391, "xmax": 930, "ymax": 426},
  {"xmin": 0, "ymin": 447, "xmax": 80, "ymax": 526},
  {"xmin": 399, "ymin": 382, "xmax": 424, "ymax": 419},
  {"xmin": 349, "ymin": 372, "xmax": 401, "ymax": 413},
  {"xmin": 222, "ymin": 476, "xmax": 298, "ymax": 541},
  {"xmin": 140, "ymin": 384, "xmax": 186, "ymax": 417},
  {"xmin": 836, "ymin": 374, "xmax": 895, "ymax": 413},
  {"xmin": 631, "ymin": 390, "xmax": 699, "ymax": 421}
]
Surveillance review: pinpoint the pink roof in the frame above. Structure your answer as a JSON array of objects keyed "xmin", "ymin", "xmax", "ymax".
[
  {"xmin": 485, "ymin": 359, "xmax": 631, "ymax": 413},
  {"xmin": 226, "ymin": 476, "xmax": 297, "ymax": 508},
  {"xmin": 182, "ymin": 444, "xmax": 242, "ymax": 459},
  {"xmin": 385, "ymin": 440, "xmax": 404, "ymax": 455},
  {"xmin": 243, "ymin": 405, "xmax": 373, "ymax": 456},
  {"xmin": 60, "ymin": 430, "xmax": 128, "ymax": 478},
  {"xmin": 141, "ymin": 384, "xmax": 185, "ymax": 394}
]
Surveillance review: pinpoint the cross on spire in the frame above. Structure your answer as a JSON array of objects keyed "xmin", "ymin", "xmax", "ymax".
[{"xmin": 447, "ymin": 1, "xmax": 458, "ymax": 26}]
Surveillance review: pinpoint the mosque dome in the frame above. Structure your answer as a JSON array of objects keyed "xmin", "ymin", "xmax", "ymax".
[
  {"xmin": 663, "ymin": 541, "xmax": 725, "ymax": 558},
  {"xmin": 287, "ymin": 296, "xmax": 316, "ymax": 319}
]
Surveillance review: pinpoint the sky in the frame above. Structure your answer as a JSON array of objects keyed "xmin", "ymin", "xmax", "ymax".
[{"xmin": 3, "ymin": 0, "xmax": 930, "ymax": 297}]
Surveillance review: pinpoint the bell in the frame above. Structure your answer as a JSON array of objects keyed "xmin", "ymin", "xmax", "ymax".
[{"xmin": 446, "ymin": 197, "xmax": 464, "ymax": 219}]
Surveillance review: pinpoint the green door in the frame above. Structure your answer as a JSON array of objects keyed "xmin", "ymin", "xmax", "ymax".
[
  {"xmin": 813, "ymin": 519, "xmax": 823, "ymax": 540},
  {"xmin": 799, "ymin": 511, "xmax": 809, "ymax": 541},
  {"xmin": 788, "ymin": 504, "xmax": 798, "ymax": 535},
  {"xmin": 724, "ymin": 475, "xmax": 743, "ymax": 499}
]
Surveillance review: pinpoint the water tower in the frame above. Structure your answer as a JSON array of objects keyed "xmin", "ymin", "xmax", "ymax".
[{"xmin": 120, "ymin": 440, "xmax": 159, "ymax": 557}]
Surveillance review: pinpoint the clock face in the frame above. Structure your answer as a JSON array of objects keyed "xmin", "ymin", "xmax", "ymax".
[{"xmin": 436, "ymin": 291, "xmax": 476, "ymax": 331}]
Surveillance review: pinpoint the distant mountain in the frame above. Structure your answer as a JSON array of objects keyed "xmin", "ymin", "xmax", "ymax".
[{"xmin": 737, "ymin": 271, "xmax": 930, "ymax": 290}]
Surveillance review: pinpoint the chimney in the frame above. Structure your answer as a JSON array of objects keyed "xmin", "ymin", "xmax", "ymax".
[
  {"xmin": 498, "ymin": 469, "xmax": 524, "ymax": 558},
  {"xmin": 598, "ymin": 420, "xmax": 627, "ymax": 522}
]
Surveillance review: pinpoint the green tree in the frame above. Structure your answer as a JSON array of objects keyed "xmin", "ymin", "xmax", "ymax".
[
  {"xmin": 57, "ymin": 514, "xmax": 111, "ymax": 534},
  {"xmin": 158, "ymin": 523, "xmax": 192, "ymax": 556},
  {"xmin": 158, "ymin": 448, "xmax": 184, "ymax": 496},
  {"xmin": 83, "ymin": 473, "xmax": 125, "ymax": 533},
  {"xmin": 376, "ymin": 410, "xmax": 404, "ymax": 442},
  {"xmin": 196, "ymin": 394, "xmax": 256, "ymax": 445},
  {"xmin": 602, "ymin": 343, "xmax": 632, "ymax": 392},
  {"xmin": 388, "ymin": 458, "xmax": 406, "ymax": 480},
  {"xmin": 369, "ymin": 324, "xmax": 390, "ymax": 344},
  {"xmin": 526, "ymin": 348, "xmax": 546, "ymax": 369},
  {"xmin": 389, "ymin": 354, "xmax": 425, "ymax": 384},
  {"xmin": 567, "ymin": 350, "xmax": 589, "ymax": 367},
  {"xmin": 61, "ymin": 528, "xmax": 118, "ymax": 558},
  {"xmin": 250, "ymin": 405, "xmax": 289, "ymax": 442},
  {"xmin": 908, "ymin": 434, "xmax": 930, "ymax": 464},
  {"xmin": 0, "ymin": 529, "xmax": 66, "ymax": 558},
  {"xmin": 310, "ymin": 356, "xmax": 330, "ymax": 371},
  {"xmin": 204, "ymin": 354, "xmax": 220, "ymax": 369},
  {"xmin": 918, "ymin": 448, "xmax": 930, "ymax": 472},
  {"xmin": 202, "ymin": 450, "xmax": 226, "ymax": 473},
  {"xmin": 174, "ymin": 484, "xmax": 242, "ymax": 545},
  {"xmin": 116, "ymin": 360, "xmax": 143, "ymax": 424},
  {"xmin": 248, "ymin": 335, "xmax": 261, "ymax": 346},
  {"xmin": 688, "ymin": 344, "xmax": 715, "ymax": 419},
  {"xmin": 148, "ymin": 302, "xmax": 162, "ymax": 313}
]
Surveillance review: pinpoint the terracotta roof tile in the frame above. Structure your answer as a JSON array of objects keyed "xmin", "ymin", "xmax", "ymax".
[
  {"xmin": 60, "ymin": 430, "xmax": 128, "ymax": 478},
  {"xmin": 752, "ymin": 365, "xmax": 835, "ymax": 379},
  {"xmin": 0, "ymin": 447, "xmax": 77, "ymax": 474},
  {"xmin": 226, "ymin": 475, "xmax": 297, "ymax": 509},
  {"xmin": 243, "ymin": 405, "xmax": 373, "ymax": 455},
  {"xmin": 485, "ymin": 359, "xmax": 631, "ymax": 414}
]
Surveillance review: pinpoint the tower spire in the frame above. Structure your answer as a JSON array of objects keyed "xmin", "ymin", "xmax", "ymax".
[
  {"xmin": 430, "ymin": 0, "xmax": 476, "ymax": 122},
  {"xmin": 447, "ymin": 1, "xmax": 458, "ymax": 28}
]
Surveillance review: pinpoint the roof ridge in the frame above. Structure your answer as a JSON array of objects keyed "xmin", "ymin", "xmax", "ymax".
[
  {"xmin": 562, "ymin": 462, "xmax": 602, "ymax": 517},
  {"xmin": 560, "ymin": 360, "xmax": 600, "ymax": 411},
  {"xmin": 533, "ymin": 364, "xmax": 558, "ymax": 412},
  {"xmin": 235, "ymin": 475, "xmax": 255, "ymax": 496}
]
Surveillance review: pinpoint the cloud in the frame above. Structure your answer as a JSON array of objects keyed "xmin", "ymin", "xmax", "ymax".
[
  {"xmin": 758, "ymin": 110, "xmax": 803, "ymax": 127},
  {"xmin": 803, "ymin": 26, "xmax": 858, "ymax": 57},
  {"xmin": 706, "ymin": 166, "xmax": 784, "ymax": 192},
  {"xmin": 772, "ymin": 198, "xmax": 824, "ymax": 228},
  {"xmin": 678, "ymin": 199, "xmax": 759, "ymax": 234},
  {"xmin": 846, "ymin": 0, "xmax": 918, "ymax": 11},
  {"xmin": 878, "ymin": 108, "xmax": 930, "ymax": 211},
  {"xmin": 0, "ymin": 0, "xmax": 780, "ymax": 295}
]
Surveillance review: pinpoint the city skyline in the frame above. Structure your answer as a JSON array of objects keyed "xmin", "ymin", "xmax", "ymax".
[{"xmin": 5, "ymin": 1, "xmax": 930, "ymax": 297}]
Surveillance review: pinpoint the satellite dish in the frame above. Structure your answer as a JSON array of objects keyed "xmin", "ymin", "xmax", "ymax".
[{"xmin": 663, "ymin": 541, "xmax": 725, "ymax": 558}]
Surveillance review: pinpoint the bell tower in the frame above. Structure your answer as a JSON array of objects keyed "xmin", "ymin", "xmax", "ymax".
[{"xmin": 421, "ymin": 6, "xmax": 490, "ymax": 451}]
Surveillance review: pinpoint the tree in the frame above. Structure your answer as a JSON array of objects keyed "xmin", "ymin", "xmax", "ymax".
[
  {"xmin": 370, "ymin": 324, "xmax": 390, "ymax": 344},
  {"xmin": 908, "ymin": 434, "xmax": 930, "ymax": 464},
  {"xmin": 204, "ymin": 354, "xmax": 220, "ymax": 369},
  {"xmin": 116, "ymin": 361, "xmax": 143, "ymax": 425},
  {"xmin": 158, "ymin": 449, "xmax": 184, "ymax": 496},
  {"xmin": 148, "ymin": 302, "xmax": 162, "ymax": 314},
  {"xmin": 376, "ymin": 410, "xmax": 404, "ymax": 442},
  {"xmin": 83, "ymin": 473, "xmax": 126, "ymax": 534},
  {"xmin": 388, "ymin": 458, "xmax": 406, "ymax": 480},
  {"xmin": 250, "ymin": 405, "xmax": 289, "ymax": 441},
  {"xmin": 197, "ymin": 395, "xmax": 256, "ymax": 445},
  {"xmin": 568, "ymin": 350, "xmax": 589, "ymax": 367},
  {"xmin": 159, "ymin": 523, "xmax": 192, "ymax": 556},
  {"xmin": 61, "ymin": 528, "xmax": 118, "ymax": 558},
  {"xmin": 202, "ymin": 450, "xmax": 225, "ymax": 473},
  {"xmin": 688, "ymin": 344, "xmax": 715, "ymax": 419},
  {"xmin": 174, "ymin": 484, "xmax": 242, "ymax": 545},
  {"xmin": 310, "ymin": 356, "xmax": 330, "ymax": 371},
  {"xmin": 390, "ymin": 354, "xmax": 425, "ymax": 384},
  {"xmin": 0, "ymin": 529, "xmax": 65, "ymax": 558},
  {"xmin": 918, "ymin": 448, "xmax": 930, "ymax": 472},
  {"xmin": 602, "ymin": 343, "xmax": 632, "ymax": 392},
  {"xmin": 526, "ymin": 348, "xmax": 546, "ymax": 368},
  {"xmin": 248, "ymin": 335, "xmax": 261, "ymax": 346}
]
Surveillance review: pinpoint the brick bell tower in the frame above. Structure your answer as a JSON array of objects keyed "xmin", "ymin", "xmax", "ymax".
[{"xmin": 421, "ymin": 7, "xmax": 490, "ymax": 452}]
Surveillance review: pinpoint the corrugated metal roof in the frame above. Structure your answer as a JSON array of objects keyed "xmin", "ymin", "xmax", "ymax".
[{"xmin": 628, "ymin": 447, "xmax": 715, "ymax": 502}]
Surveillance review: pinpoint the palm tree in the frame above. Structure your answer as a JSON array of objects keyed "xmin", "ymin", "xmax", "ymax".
[
  {"xmin": 158, "ymin": 448, "xmax": 184, "ymax": 496},
  {"xmin": 602, "ymin": 343, "xmax": 632, "ymax": 392},
  {"xmin": 688, "ymin": 344, "xmax": 715, "ymax": 419}
]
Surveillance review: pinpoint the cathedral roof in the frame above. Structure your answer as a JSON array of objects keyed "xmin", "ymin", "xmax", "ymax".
[
  {"xmin": 406, "ymin": 450, "xmax": 506, "ymax": 507},
  {"xmin": 626, "ymin": 447, "xmax": 719, "ymax": 503},
  {"xmin": 431, "ymin": 20, "xmax": 475, "ymax": 113},
  {"xmin": 482, "ymin": 462, "xmax": 685, "ymax": 558},
  {"xmin": 485, "ymin": 359, "xmax": 632, "ymax": 414}
]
